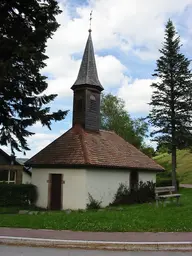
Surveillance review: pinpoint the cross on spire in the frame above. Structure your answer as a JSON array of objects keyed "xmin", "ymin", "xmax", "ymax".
[{"xmin": 89, "ymin": 10, "xmax": 93, "ymax": 32}]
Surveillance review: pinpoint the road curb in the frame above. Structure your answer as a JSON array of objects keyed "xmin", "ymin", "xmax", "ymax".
[{"xmin": 0, "ymin": 236, "xmax": 192, "ymax": 251}]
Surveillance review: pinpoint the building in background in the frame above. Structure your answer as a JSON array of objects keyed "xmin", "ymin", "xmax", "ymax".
[{"xmin": 0, "ymin": 149, "xmax": 31, "ymax": 184}]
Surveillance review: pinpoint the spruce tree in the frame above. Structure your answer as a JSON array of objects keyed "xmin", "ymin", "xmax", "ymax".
[
  {"xmin": 0, "ymin": 0, "xmax": 68, "ymax": 154},
  {"xmin": 148, "ymin": 19, "xmax": 192, "ymax": 191}
]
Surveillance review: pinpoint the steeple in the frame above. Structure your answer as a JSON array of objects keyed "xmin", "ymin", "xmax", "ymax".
[
  {"xmin": 71, "ymin": 30, "xmax": 103, "ymax": 91},
  {"xmin": 71, "ymin": 27, "xmax": 103, "ymax": 132}
]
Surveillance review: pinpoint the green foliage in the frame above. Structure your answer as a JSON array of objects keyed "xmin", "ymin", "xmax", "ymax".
[
  {"xmin": 0, "ymin": 184, "xmax": 37, "ymax": 207},
  {"xmin": 86, "ymin": 193, "xmax": 102, "ymax": 210},
  {"xmin": 0, "ymin": 0, "xmax": 68, "ymax": 154},
  {"xmin": 111, "ymin": 183, "xmax": 129, "ymax": 205},
  {"xmin": 100, "ymin": 93, "xmax": 148, "ymax": 148},
  {"xmin": 156, "ymin": 161, "xmax": 180, "ymax": 188},
  {"xmin": 157, "ymin": 170, "xmax": 172, "ymax": 179},
  {"xmin": 148, "ymin": 19, "xmax": 192, "ymax": 148},
  {"xmin": 156, "ymin": 178, "xmax": 180, "ymax": 188},
  {"xmin": 148, "ymin": 19, "xmax": 192, "ymax": 190},
  {"xmin": 156, "ymin": 141, "xmax": 171, "ymax": 154},
  {"xmin": 0, "ymin": 207, "xmax": 20, "ymax": 214},
  {"xmin": 111, "ymin": 181, "xmax": 155, "ymax": 206},
  {"xmin": 156, "ymin": 171, "xmax": 180, "ymax": 188},
  {"xmin": 154, "ymin": 149, "xmax": 192, "ymax": 184},
  {"xmin": 140, "ymin": 144, "xmax": 156, "ymax": 158}
]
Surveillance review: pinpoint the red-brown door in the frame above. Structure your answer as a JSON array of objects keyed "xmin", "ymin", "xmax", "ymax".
[{"xmin": 50, "ymin": 174, "xmax": 62, "ymax": 210}]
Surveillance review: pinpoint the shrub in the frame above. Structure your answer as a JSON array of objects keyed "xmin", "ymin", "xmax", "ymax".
[
  {"xmin": 0, "ymin": 183, "xmax": 38, "ymax": 207},
  {"xmin": 156, "ymin": 170, "xmax": 180, "ymax": 189},
  {"xmin": 86, "ymin": 193, "xmax": 102, "ymax": 210},
  {"xmin": 156, "ymin": 178, "xmax": 180, "ymax": 188},
  {"xmin": 157, "ymin": 171, "xmax": 172, "ymax": 179},
  {"xmin": 111, "ymin": 183, "xmax": 129, "ymax": 205},
  {"xmin": 111, "ymin": 181, "xmax": 155, "ymax": 206},
  {"xmin": 0, "ymin": 207, "xmax": 19, "ymax": 214}
]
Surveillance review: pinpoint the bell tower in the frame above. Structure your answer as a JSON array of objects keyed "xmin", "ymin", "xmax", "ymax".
[{"xmin": 71, "ymin": 29, "xmax": 103, "ymax": 131}]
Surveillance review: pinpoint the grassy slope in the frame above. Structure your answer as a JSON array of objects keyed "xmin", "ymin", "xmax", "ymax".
[
  {"xmin": 0, "ymin": 188, "xmax": 191, "ymax": 232},
  {"xmin": 153, "ymin": 149, "xmax": 192, "ymax": 184}
]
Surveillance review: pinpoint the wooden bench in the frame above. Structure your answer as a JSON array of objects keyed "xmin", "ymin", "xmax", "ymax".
[{"xmin": 155, "ymin": 186, "xmax": 181, "ymax": 207}]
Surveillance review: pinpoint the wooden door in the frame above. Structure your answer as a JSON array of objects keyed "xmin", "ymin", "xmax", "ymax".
[
  {"xmin": 50, "ymin": 174, "xmax": 62, "ymax": 210},
  {"xmin": 130, "ymin": 171, "xmax": 138, "ymax": 191}
]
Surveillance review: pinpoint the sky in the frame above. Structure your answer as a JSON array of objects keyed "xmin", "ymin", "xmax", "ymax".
[{"xmin": 2, "ymin": 0, "xmax": 192, "ymax": 158}]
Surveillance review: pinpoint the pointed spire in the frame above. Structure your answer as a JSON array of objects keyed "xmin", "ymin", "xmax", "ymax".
[{"xmin": 71, "ymin": 30, "xmax": 103, "ymax": 91}]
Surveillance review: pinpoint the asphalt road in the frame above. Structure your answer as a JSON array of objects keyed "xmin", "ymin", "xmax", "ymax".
[{"xmin": 0, "ymin": 246, "xmax": 191, "ymax": 256}]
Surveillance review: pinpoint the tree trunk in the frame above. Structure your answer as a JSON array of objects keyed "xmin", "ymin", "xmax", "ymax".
[
  {"xmin": 171, "ymin": 144, "xmax": 177, "ymax": 192},
  {"xmin": 170, "ymin": 74, "xmax": 177, "ymax": 192}
]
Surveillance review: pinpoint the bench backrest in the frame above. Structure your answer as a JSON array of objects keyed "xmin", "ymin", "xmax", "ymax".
[{"xmin": 155, "ymin": 186, "xmax": 175, "ymax": 195}]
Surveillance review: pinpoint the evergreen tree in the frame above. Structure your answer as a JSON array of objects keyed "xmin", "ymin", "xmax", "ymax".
[
  {"xmin": 148, "ymin": 19, "xmax": 192, "ymax": 191},
  {"xmin": 0, "ymin": 0, "xmax": 68, "ymax": 154}
]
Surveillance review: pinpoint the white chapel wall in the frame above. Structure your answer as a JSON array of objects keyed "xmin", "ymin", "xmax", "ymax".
[
  {"xmin": 32, "ymin": 168, "xmax": 87, "ymax": 210},
  {"xmin": 86, "ymin": 169, "xmax": 130, "ymax": 207},
  {"xmin": 139, "ymin": 172, "xmax": 156, "ymax": 184},
  {"xmin": 32, "ymin": 168, "xmax": 157, "ymax": 210}
]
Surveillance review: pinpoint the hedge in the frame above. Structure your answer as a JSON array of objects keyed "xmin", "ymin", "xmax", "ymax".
[
  {"xmin": 156, "ymin": 178, "xmax": 180, "ymax": 188},
  {"xmin": 156, "ymin": 170, "xmax": 180, "ymax": 189},
  {"xmin": 0, "ymin": 183, "xmax": 38, "ymax": 207}
]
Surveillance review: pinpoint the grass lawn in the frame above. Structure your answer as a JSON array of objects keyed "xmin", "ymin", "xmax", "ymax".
[
  {"xmin": 154, "ymin": 149, "xmax": 192, "ymax": 184},
  {"xmin": 0, "ymin": 188, "xmax": 192, "ymax": 232}
]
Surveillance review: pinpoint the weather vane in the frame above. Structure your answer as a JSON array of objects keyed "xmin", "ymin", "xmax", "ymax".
[{"xmin": 89, "ymin": 10, "xmax": 93, "ymax": 32}]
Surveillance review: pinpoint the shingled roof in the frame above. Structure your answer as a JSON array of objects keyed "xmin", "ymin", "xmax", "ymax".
[
  {"xmin": 26, "ymin": 125, "xmax": 163, "ymax": 171},
  {"xmin": 71, "ymin": 30, "xmax": 104, "ymax": 91}
]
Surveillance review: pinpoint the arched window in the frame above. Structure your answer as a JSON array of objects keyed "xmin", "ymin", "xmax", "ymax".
[{"xmin": 90, "ymin": 94, "xmax": 96, "ymax": 112}]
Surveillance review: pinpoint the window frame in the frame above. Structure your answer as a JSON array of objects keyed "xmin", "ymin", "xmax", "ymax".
[
  {"xmin": 0, "ymin": 170, "xmax": 16, "ymax": 184},
  {"xmin": 90, "ymin": 94, "xmax": 97, "ymax": 112}
]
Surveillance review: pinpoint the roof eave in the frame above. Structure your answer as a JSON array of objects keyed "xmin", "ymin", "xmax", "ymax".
[
  {"xmin": 71, "ymin": 82, "xmax": 104, "ymax": 91},
  {"xmin": 25, "ymin": 163, "xmax": 164, "ymax": 172}
]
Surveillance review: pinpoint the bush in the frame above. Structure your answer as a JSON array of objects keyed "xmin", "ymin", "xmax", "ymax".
[
  {"xmin": 0, "ymin": 207, "xmax": 20, "ymax": 214},
  {"xmin": 156, "ymin": 170, "xmax": 180, "ymax": 189},
  {"xmin": 86, "ymin": 193, "xmax": 102, "ymax": 210},
  {"xmin": 111, "ymin": 183, "xmax": 129, "ymax": 205},
  {"xmin": 0, "ymin": 183, "xmax": 38, "ymax": 207},
  {"xmin": 156, "ymin": 178, "xmax": 180, "ymax": 188},
  {"xmin": 111, "ymin": 181, "xmax": 155, "ymax": 206},
  {"xmin": 157, "ymin": 171, "xmax": 172, "ymax": 179}
]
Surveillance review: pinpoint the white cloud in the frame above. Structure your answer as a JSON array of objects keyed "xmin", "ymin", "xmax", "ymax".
[
  {"xmin": 43, "ymin": 53, "xmax": 127, "ymax": 97},
  {"xmin": 27, "ymin": 134, "xmax": 57, "ymax": 157},
  {"xmin": 1, "ymin": 131, "xmax": 65, "ymax": 159},
  {"xmin": 69, "ymin": 0, "xmax": 192, "ymax": 58},
  {"xmin": 96, "ymin": 55, "xmax": 127, "ymax": 87},
  {"xmin": 42, "ymin": 0, "xmax": 192, "ymax": 100},
  {"xmin": 46, "ymin": 77, "xmax": 73, "ymax": 97},
  {"xmin": 118, "ymin": 78, "xmax": 158, "ymax": 115},
  {"xmin": 144, "ymin": 138, "xmax": 157, "ymax": 149},
  {"xmin": 32, "ymin": 121, "xmax": 42, "ymax": 129}
]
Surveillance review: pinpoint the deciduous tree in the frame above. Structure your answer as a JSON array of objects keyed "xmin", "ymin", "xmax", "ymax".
[{"xmin": 101, "ymin": 93, "xmax": 148, "ymax": 149}]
